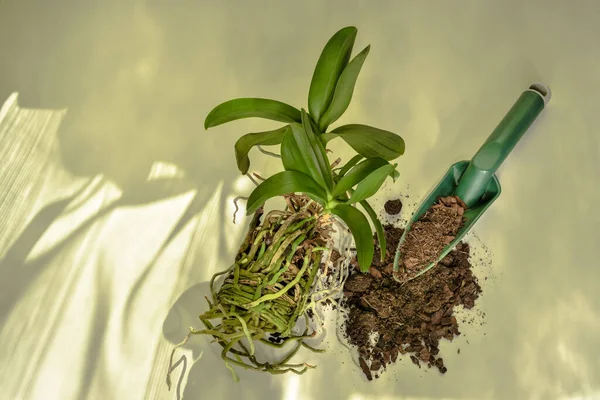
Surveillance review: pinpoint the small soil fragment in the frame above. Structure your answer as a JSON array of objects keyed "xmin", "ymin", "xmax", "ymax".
[
  {"xmin": 343, "ymin": 224, "xmax": 481, "ymax": 380},
  {"xmin": 395, "ymin": 196, "xmax": 467, "ymax": 282},
  {"xmin": 384, "ymin": 199, "xmax": 403, "ymax": 215},
  {"xmin": 359, "ymin": 357, "xmax": 373, "ymax": 381}
]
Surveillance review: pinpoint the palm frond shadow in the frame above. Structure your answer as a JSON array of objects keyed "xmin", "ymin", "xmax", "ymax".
[
  {"xmin": 0, "ymin": 179, "xmax": 97, "ymax": 321},
  {"xmin": 75, "ymin": 253, "xmax": 112, "ymax": 400},
  {"xmin": 0, "ymin": 175, "xmax": 203, "ymax": 322},
  {"xmin": 119, "ymin": 180, "xmax": 228, "ymax": 333}
]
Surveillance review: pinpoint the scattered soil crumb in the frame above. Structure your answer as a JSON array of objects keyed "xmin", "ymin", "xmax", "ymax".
[
  {"xmin": 384, "ymin": 199, "xmax": 403, "ymax": 215},
  {"xmin": 343, "ymin": 222, "xmax": 482, "ymax": 380},
  {"xmin": 359, "ymin": 357, "xmax": 372, "ymax": 381},
  {"xmin": 394, "ymin": 196, "xmax": 467, "ymax": 282}
]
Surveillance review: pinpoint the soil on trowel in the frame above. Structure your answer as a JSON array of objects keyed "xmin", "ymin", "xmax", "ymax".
[
  {"xmin": 384, "ymin": 199, "xmax": 403, "ymax": 215},
  {"xmin": 394, "ymin": 196, "xmax": 467, "ymax": 282},
  {"xmin": 342, "ymin": 204, "xmax": 481, "ymax": 380}
]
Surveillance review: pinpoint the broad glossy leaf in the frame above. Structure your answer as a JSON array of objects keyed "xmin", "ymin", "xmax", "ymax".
[
  {"xmin": 234, "ymin": 126, "xmax": 289, "ymax": 174},
  {"xmin": 301, "ymin": 110, "xmax": 333, "ymax": 190},
  {"xmin": 281, "ymin": 122, "xmax": 330, "ymax": 191},
  {"xmin": 308, "ymin": 27, "xmax": 357, "ymax": 126},
  {"xmin": 332, "ymin": 157, "xmax": 388, "ymax": 198},
  {"xmin": 323, "ymin": 124, "xmax": 405, "ymax": 161},
  {"xmin": 281, "ymin": 128, "xmax": 310, "ymax": 176},
  {"xmin": 348, "ymin": 163, "xmax": 396, "ymax": 204},
  {"xmin": 318, "ymin": 45, "xmax": 370, "ymax": 132},
  {"xmin": 337, "ymin": 155, "xmax": 364, "ymax": 178},
  {"xmin": 359, "ymin": 199, "xmax": 386, "ymax": 262},
  {"xmin": 204, "ymin": 98, "xmax": 301, "ymax": 129},
  {"xmin": 331, "ymin": 204, "xmax": 373, "ymax": 272},
  {"xmin": 246, "ymin": 171, "xmax": 327, "ymax": 215}
]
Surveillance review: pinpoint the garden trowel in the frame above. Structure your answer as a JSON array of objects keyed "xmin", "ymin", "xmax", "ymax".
[{"xmin": 393, "ymin": 83, "xmax": 551, "ymax": 282}]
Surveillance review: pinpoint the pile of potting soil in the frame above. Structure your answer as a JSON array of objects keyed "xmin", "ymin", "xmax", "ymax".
[
  {"xmin": 342, "ymin": 199, "xmax": 481, "ymax": 380},
  {"xmin": 395, "ymin": 196, "xmax": 467, "ymax": 281}
]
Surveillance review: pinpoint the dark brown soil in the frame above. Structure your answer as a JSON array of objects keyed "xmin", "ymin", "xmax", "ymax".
[
  {"xmin": 343, "ymin": 221, "xmax": 481, "ymax": 380},
  {"xmin": 384, "ymin": 199, "xmax": 403, "ymax": 215},
  {"xmin": 394, "ymin": 196, "xmax": 467, "ymax": 282}
]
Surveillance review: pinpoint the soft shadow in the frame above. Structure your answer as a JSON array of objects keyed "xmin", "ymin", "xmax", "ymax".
[
  {"xmin": 76, "ymin": 256, "xmax": 113, "ymax": 400},
  {"xmin": 0, "ymin": 175, "xmax": 204, "ymax": 322},
  {"xmin": 0, "ymin": 179, "xmax": 96, "ymax": 321},
  {"xmin": 119, "ymin": 181, "xmax": 225, "ymax": 331}
]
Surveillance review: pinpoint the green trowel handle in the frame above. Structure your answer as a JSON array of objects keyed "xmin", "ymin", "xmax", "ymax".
[{"xmin": 455, "ymin": 83, "xmax": 551, "ymax": 208}]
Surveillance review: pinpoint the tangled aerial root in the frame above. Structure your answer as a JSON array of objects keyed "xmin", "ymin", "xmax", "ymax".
[{"xmin": 168, "ymin": 194, "xmax": 351, "ymax": 382}]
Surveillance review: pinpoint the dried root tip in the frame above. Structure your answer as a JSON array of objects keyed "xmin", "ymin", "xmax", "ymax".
[
  {"xmin": 246, "ymin": 174, "xmax": 259, "ymax": 187},
  {"xmin": 257, "ymin": 145, "xmax": 282, "ymax": 158},
  {"xmin": 253, "ymin": 173, "xmax": 266, "ymax": 181},
  {"xmin": 166, "ymin": 331, "xmax": 193, "ymax": 390},
  {"xmin": 284, "ymin": 195, "xmax": 297, "ymax": 213},
  {"xmin": 232, "ymin": 196, "xmax": 248, "ymax": 224}
]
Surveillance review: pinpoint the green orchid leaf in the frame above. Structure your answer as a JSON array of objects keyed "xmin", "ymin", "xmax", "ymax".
[
  {"xmin": 301, "ymin": 109, "xmax": 333, "ymax": 190},
  {"xmin": 332, "ymin": 157, "xmax": 389, "ymax": 198},
  {"xmin": 322, "ymin": 124, "xmax": 405, "ymax": 161},
  {"xmin": 246, "ymin": 171, "xmax": 327, "ymax": 215},
  {"xmin": 359, "ymin": 199, "xmax": 386, "ymax": 263},
  {"xmin": 337, "ymin": 155, "xmax": 364, "ymax": 179},
  {"xmin": 205, "ymin": 98, "xmax": 301, "ymax": 129},
  {"xmin": 234, "ymin": 125, "xmax": 289, "ymax": 174},
  {"xmin": 281, "ymin": 122, "xmax": 331, "ymax": 191},
  {"xmin": 348, "ymin": 163, "xmax": 397, "ymax": 204},
  {"xmin": 281, "ymin": 127, "xmax": 310, "ymax": 176},
  {"xmin": 330, "ymin": 204, "xmax": 374, "ymax": 272},
  {"xmin": 318, "ymin": 45, "xmax": 370, "ymax": 132},
  {"xmin": 308, "ymin": 27, "xmax": 357, "ymax": 126}
]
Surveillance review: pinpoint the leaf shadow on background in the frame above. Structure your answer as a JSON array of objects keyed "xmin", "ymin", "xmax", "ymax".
[
  {"xmin": 75, "ymin": 250, "xmax": 112, "ymax": 400},
  {"xmin": 0, "ymin": 179, "xmax": 97, "ymax": 322},
  {"xmin": 118, "ymin": 178, "xmax": 229, "ymax": 334},
  {"xmin": 0, "ymin": 172, "xmax": 243, "ymax": 400},
  {"xmin": 73, "ymin": 181, "xmax": 244, "ymax": 400},
  {"xmin": 0, "ymin": 176, "xmax": 208, "ymax": 323}
]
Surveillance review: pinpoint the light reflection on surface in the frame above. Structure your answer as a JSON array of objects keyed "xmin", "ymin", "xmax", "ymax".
[{"xmin": 0, "ymin": 0, "xmax": 599, "ymax": 399}]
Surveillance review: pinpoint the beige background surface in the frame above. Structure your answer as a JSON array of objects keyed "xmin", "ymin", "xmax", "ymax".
[{"xmin": 0, "ymin": 1, "xmax": 599, "ymax": 399}]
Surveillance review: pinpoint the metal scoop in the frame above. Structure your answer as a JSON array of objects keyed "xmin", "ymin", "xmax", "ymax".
[{"xmin": 393, "ymin": 83, "xmax": 551, "ymax": 282}]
